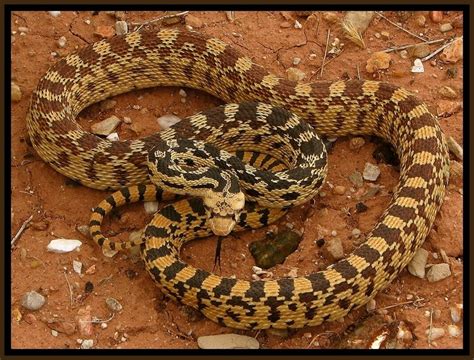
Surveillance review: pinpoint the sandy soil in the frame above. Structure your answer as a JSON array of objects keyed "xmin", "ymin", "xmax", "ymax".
[{"xmin": 10, "ymin": 10, "xmax": 463, "ymax": 349}]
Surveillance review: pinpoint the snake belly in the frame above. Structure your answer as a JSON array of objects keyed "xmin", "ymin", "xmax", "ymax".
[{"xmin": 27, "ymin": 29, "xmax": 450, "ymax": 330}]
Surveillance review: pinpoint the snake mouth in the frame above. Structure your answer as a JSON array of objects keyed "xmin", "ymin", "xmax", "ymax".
[{"xmin": 208, "ymin": 214, "xmax": 238, "ymax": 236}]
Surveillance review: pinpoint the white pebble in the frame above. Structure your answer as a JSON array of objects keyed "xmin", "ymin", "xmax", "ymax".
[
  {"xmin": 157, "ymin": 114, "xmax": 182, "ymax": 130},
  {"xmin": 426, "ymin": 327, "xmax": 445, "ymax": 341},
  {"xmin": 179, "ymin": 89, "xmax": 187, "ymax": 97},
  {"xmin": 411, "ymin": 59, "xmax": 425, "ymax": 73},
  {"xmin": 331, "ymin": 230, "xmax": 337, "ymax": 237},
  {"xmin": 293, "ymin": 57, "xmax": 301, "ymax": 65},
  {"xmin": 144, "ymin": 201, "xmax": 159, "ymax": 214},
  {"xmin": 84, "ymin": 19, "xmax": 91, "ymax": 25},
  {"xmin": 101, "ymin": 322, "xmax": 108, "ymax": 329},
  {"xmin": 450, "ymin": 306, "xmax": 461, "ymax": 323},
  {"xmin": 48, "ymin": 11, "xmax": 61, "ymax": 17},
  {"xmin": 47, "ymin": 239, "xmax": 82, "ymax": 253},
  {"xmin": 115, "ymin": 20, "xmax": 128, "ymax": 35},
  {"xmin": 447, "ymin": 325, "xmax": 461, "ymax": 337},
  {"xmin": 80, "ymin": 339, "xmax": 94, "ymax": 349},
  {"xmin": 352, "ymin": 228, "xmax": 361, "ymax": 238},
  {"xmin": 408, "ymin": 247, "xmax": 429, "ymax": 278},
  {"xmin": 363, "ymin": 162, "xmax": 381, "ymax": 181},
  {"xmin": 51, "ymin": 330, "xmax": 58, "ymax": 337},
  {"xmin": 72, "ymin": 260, "xmax": 83, "ymax": 274},
  {"xmin": 366, "ymin": 298, "xmax": 376, "ymax": 311},
  {"xmin": 106, "ymin": 132, "xmax": 119, "ymax": 142},
  {"xmin": 294, "ymin": 20, "xmax": 303, "ymax": 29},
  {"xmin": 57, "ymin": 36, "xmax": 67, "ymax": 48}
]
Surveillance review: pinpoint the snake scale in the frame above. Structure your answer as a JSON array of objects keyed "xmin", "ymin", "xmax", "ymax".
[{"xmin": 27, "ymin": 29, "xmax": 450, "ymax": 330}]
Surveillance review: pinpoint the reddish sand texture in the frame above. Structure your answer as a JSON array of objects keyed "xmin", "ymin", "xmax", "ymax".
[{"xmin": 11, "ymin": 10, "xmax": 463, "ymax": 349}]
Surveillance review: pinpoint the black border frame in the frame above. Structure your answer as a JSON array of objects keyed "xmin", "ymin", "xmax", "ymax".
[{"xmin": 2, "ymin": 2, "xmax": 471, "ymax": 358}]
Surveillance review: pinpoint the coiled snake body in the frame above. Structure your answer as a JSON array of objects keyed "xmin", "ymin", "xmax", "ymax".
[{"xmin": 27, "ymin": 29, "xmax": 450, "ymax": 330}]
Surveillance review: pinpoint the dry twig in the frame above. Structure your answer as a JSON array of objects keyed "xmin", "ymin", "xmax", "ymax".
[
  {"xmin": 382, "ymin": 38, "xmax": 445, "ymax": 53},
  {"xmin": 375, "ymin": 11, "xmax": 428, "ymax": 42},
  {"xmin": 64, "ymin": 271, "xmax": 74, "ymax": 306},
  {"xmin": 421, "ymin": 36, "xmax": 462, "ymax": 62},
  {"xmin": 11, "ymin": 214, "xmax": 33, "ymax": 249},
  {"xmin": 132, "ymin": 11, "xmax": 189, "ymax": 32},
  {"xmin": 319, "ymin": 29, "xmax": 331, "ymax": 79}
]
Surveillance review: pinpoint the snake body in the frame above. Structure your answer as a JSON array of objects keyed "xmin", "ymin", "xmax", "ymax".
[{"xmin": 27, "ymin": 29, "xmax": 450, "ymax": 330}]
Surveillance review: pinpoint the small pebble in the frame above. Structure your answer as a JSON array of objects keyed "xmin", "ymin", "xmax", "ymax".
[
  {"xmin": 47, "ymin": 239, "xmax": 82, "ymax": 253},
  {"xmin": 157, "ymin": 114, "xmax": 182, "ymax": 130},
  {"xmin": 324, "ymin": 238, "xmax": 344, "ymax": 261},
  {"xmin": 76, "ymin": 225, "xmax": 90, "ymax": 237},
  {"xmin": 380, "ymin": 31, "xmax": 390, "ymax": 40},
  {"xmin": 447, "ymin": 136, "xmax": 463, "ymax": 161},
  {"xmin": 366, "ymin": 52, "xmax": 391, "ymax": 73},
  {"xmin": 91, "ymin": 116, "xmax": 121, "ymax": 136},
  {"xmin": 51, "ymin": 330, "xmax": 58, "ymax": 337},
  {"xmin": 322, "ymin": 12, "xmax": 338, "ymax": 24},
  {"xmin": 144, "ymin": 201, "xmax": 159, "ymax": 214},
  {"xmin": 115, "ymin": 20, "xmax": 128, "ymax": 35},
  {"xmin": 411, "ymin": 59, "xmax": 424, "ymax": 73},
  {"xmin": 333, "ymin": 185, "xmax": 346, "ymax": 195},
  {"xmin": 363, "ymin": 162, "xmax": 380, "ymax": 182},
  {"xmin": 179, "ymin": 89, "xmax": 187, "ymax": 97},
  {"xmin": 123, "ymin": 117, "xmax": 132, "ymax": 124},
  {"xmin": 349, "ymin": 171, "xmax": 364, "ymax": 188},
  {"xmin": 410, "ymin": 44, "xmax": 430, "ymax": 59},
  {"xmin": 48, "ymin": 11, "xmax": 61, "ymax": 17},
  {"xmin": 294, "ymin": 20, "xmax": 302, "ymax": 29},
  {"xmin": 185, "ymin": 15, "xmax": 204, "ymax": 28},
  {"xmin": 399, "ymin": 50, "xmax": 408, "ymax": 59},
  {"xmin": 408, "ymin": 247, "xmax": 429, "ymax": 278},
  {"xmin": 293, "ymin": 57, "xmax": 301, "ymax": 66},
  {"xmin": 352, "ymin": 228, "xmax": 361, "ymax": 238},
  {"xmin": 197, "ymin": 334, "xmax": 259, "ymax": 349},
  {"xmin": 101, "ymin": 322, "xmax": 108, "ymax": 329},
  {"xmin": 57, "ymin": 36, "xmax": 67, "ymax": 48},
  {"xmin": 349, "ymin": 137, "xmax": 365, "ymax": 151},
  {"xmin": 366, "ymin": 298, "xmax": 376, "ymax": 311},
  {"xmin": 438, "ymin": 86, "xmax": 458, "ymax": 99},
  {"xmin": 447, "ymin": 325, "xmax": 461, "ymax": 337},
  {"xmin": 286, "ymin": 67, "xmax": 306, "ymax": 82},
  {"xmin": 430, "ymin": 11, "xmax": 443, "ymax": 23},
  {"xmin": 450, "ymin": 306, "xmax": 461, "ymax": 323},
  {"xmin": 439, "ymin": 23, "xmax": 453, "ymax": 33},
  {"xmin": 416, "ymin": 15, "xmax": 426, "ymax": 27},
  {"xmin": 81, "ymin": 339, "xmax": 94, "ymax": 349},
  {"xmin": 426, "ymin": 263, "xmax": 451, "ymax": 282},
  {"xmin": 280, "ymin": 21, "xmax": 292, "ymax": 28},
  {"xmin": 406, "ymin": 294, "xmax": 414, "ymax": 300},
  {"xmin": 440, "ymin": 37, "xmax": 463, "ymax": 64},
  {"xmin": 84, "ymin": 265, "xmax": 95, "ymax": 275},
  {"xmin": 21, "ymin": 291, "xmax": 46, "ymax": 311},
  {"xmin": 84, "ymin": 19, "xmax": 91, "ymax": 25},
  {"xmin": 106, "ymin": 297, "xmax": 123, "ymax": 312},
  {"xmin": 72, "ymin": 260, "xmax": 83, "ymax": 275},
  {"xmin": 11, "ymin": 82, "xmax": 22, "ymax": 102},
  {"xmin": 426, "ymin": 327, "xmax": 445, "ymax": 341},
  {"xmin": 106, "ymin": 132, "xmax": 119, "ymax": 142}
]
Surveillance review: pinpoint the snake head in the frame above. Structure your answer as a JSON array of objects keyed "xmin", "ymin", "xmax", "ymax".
[{"xmin": 203, "ymin": 190, "xmax": 245, "ymax": 236}]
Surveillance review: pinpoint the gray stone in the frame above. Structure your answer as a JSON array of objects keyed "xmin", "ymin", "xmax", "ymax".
[
  {"xmin": 363, "ymin": 162, "xmax": 381, "ymax": 181},
  {"xmin": 197, "ymin": 334, "xmax": 259, "ymax": 349},
  {"xmin": 91, "ymin": 116, "xmax": 121, "ymax": 136},
  {"xmin": 106, "ymin": 297, "xmax": 123, "ymax": 312},
  {"xmin": 408, "ymin": 247, "xmax": 428, "ymax": 278},
  {"xmin": 21, "ymin": 291, "xmax": 46, "ymax": 311},
  {"xmin": 426, "ymin": 263, "xmax": 451, "ymax": 282}
]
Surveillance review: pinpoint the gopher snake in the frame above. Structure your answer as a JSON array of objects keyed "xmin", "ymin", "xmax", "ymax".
[{"xmin": 26, "ymin": 29, "xmax": 450, "ymax": 330}]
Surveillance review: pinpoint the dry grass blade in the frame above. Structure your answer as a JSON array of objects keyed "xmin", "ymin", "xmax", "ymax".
[{"xmin": 341, "ymin": 20, "xmax": 365, "ymax": 49}]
